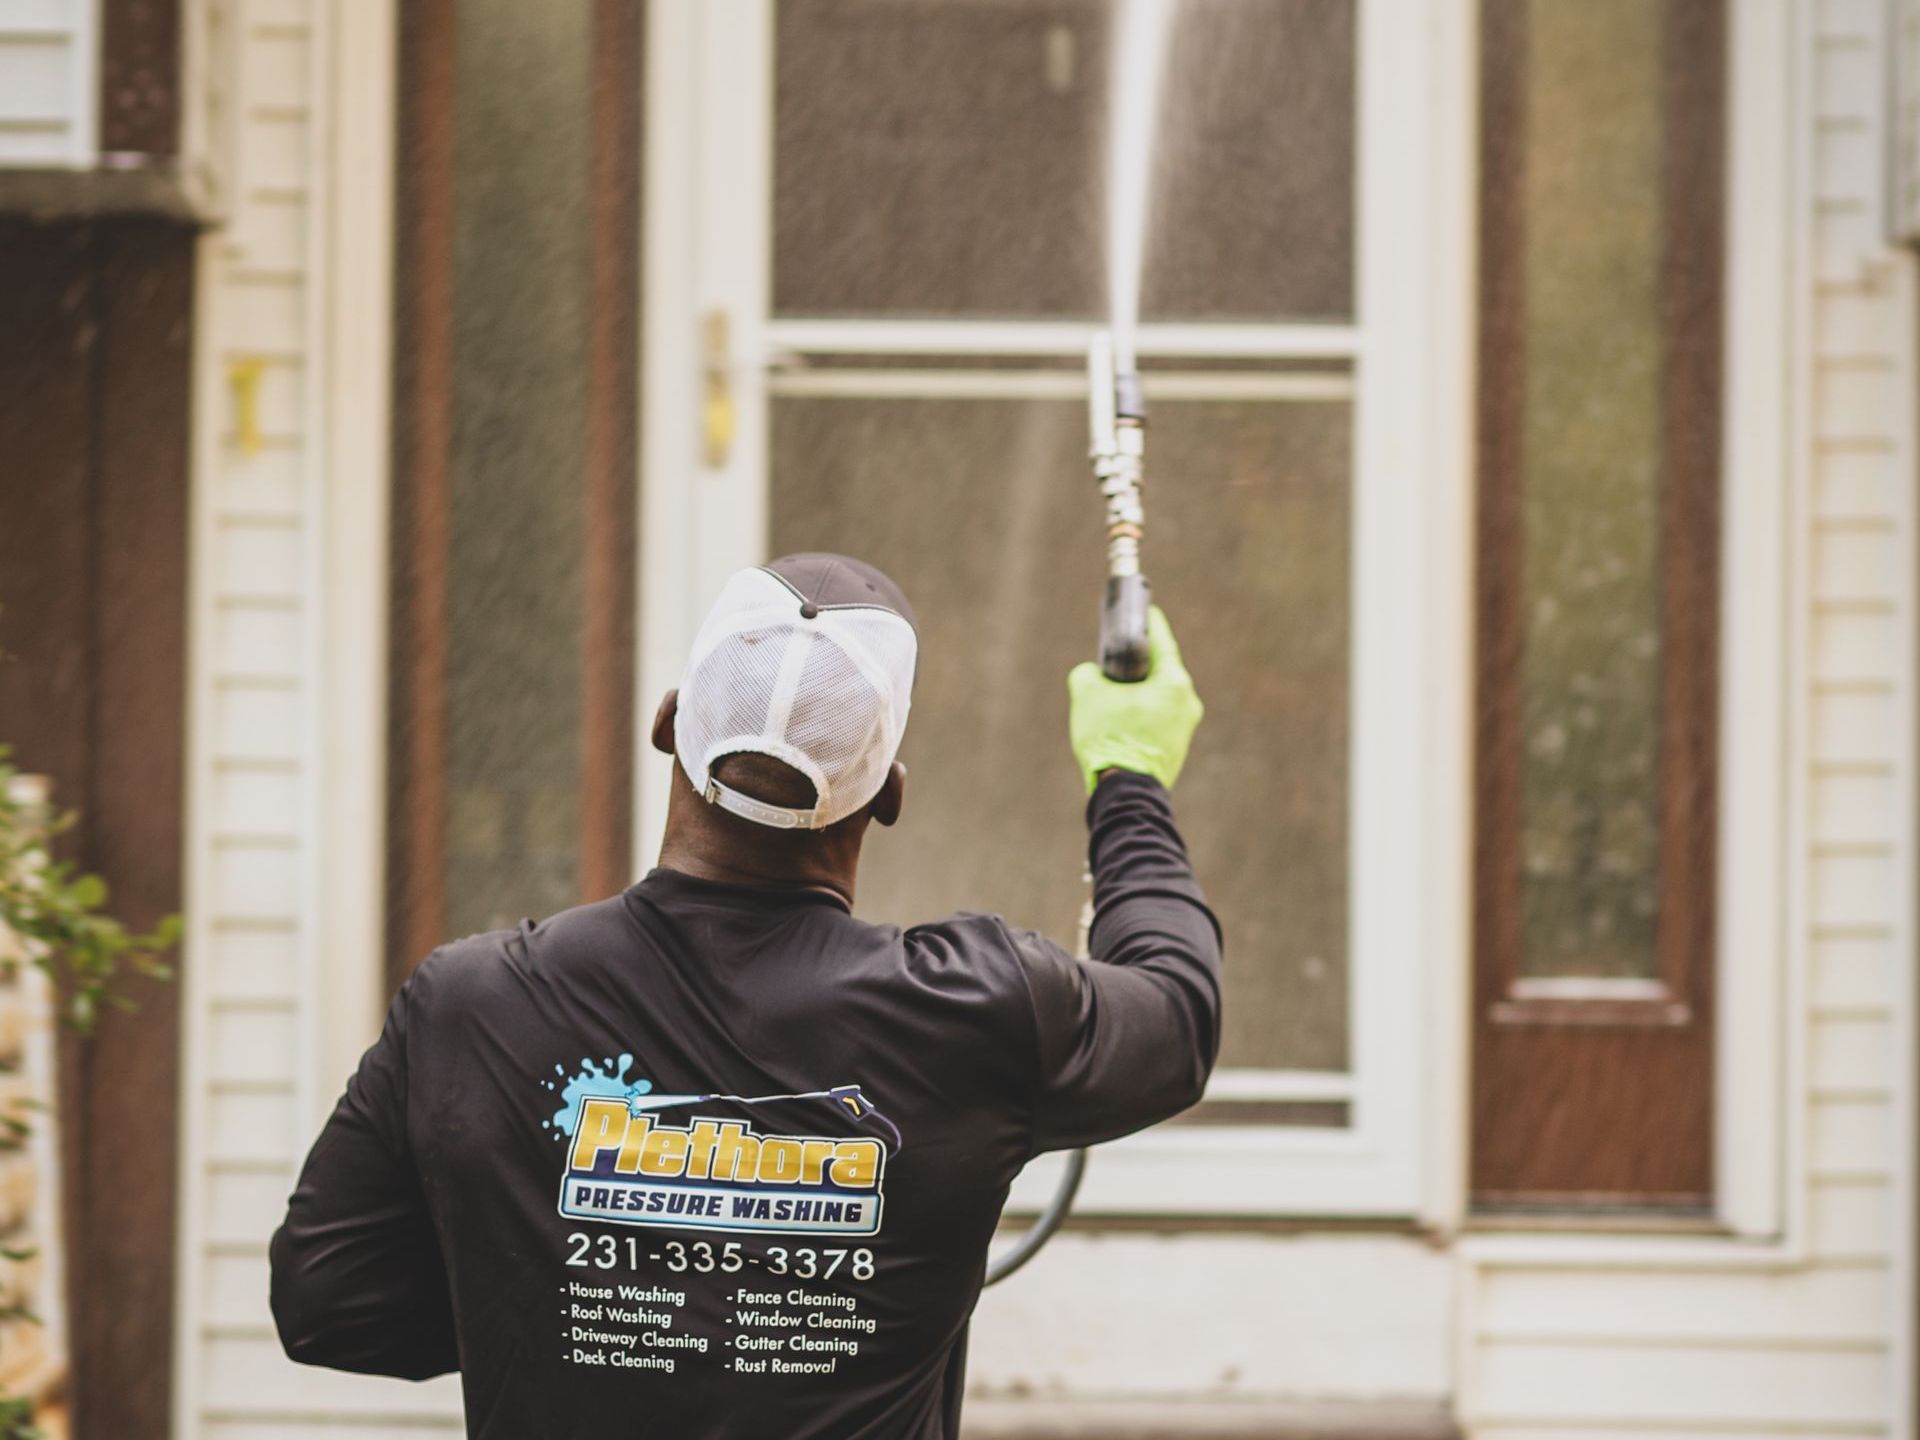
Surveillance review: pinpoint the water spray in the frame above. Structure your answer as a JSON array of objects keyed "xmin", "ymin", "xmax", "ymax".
[
  {"xmin": 1105, "ymin": 0, "xmax": 1177, "ymax": 373},
  {"xmin": 984, "ymin": 0, "xmax": 1173, "ymax": 1289},
  {"xmin": 1091, "ymin": 0, "xmax": 1171, "ymax": 681}
]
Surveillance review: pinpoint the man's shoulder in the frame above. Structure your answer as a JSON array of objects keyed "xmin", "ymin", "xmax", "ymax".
[
  {"xmin": 902, "ymin": 911, "xmax": 1073, "ymax": 1000},
  {"xmin": 410, "ymin": 895, "xmax": 634, "ymax": 1000},
  {"xmin": 902, "ymin": 909, "xmax": 1016, "ymax": 959}
]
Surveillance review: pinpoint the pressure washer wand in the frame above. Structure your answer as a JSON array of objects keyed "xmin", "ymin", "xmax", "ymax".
[
  {"xmin": 1087, "ymin": 333, "xmax": 1152, "ymax": 682},
  {"xmin": 984, "ymin": 334, "xmax": 1151, "ymax": 1289}
]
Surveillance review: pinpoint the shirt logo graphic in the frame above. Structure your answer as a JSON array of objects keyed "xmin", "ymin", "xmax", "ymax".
[{"xmin": 547, "ymin": 1058, "xmax": 898, "ymax": 1236}]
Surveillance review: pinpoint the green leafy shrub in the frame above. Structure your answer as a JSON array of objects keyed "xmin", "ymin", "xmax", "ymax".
[
  {"xmin": 0, "ymin": 1395, "xmax": 44, "ymax": 1440},
  {"xmin": 0, "ymin": 745, "xmax": 180, "ymax": 1033}
]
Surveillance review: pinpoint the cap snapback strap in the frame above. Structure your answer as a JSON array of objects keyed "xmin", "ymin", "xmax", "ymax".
[{"xmin": 700, "ymin": 776, "xmax": 827, "ymax": 831}]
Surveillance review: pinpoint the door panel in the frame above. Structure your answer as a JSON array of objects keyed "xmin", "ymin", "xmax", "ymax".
[{"xmin": 1471, "ymin": 0, "xmax": 1722, "ymax": 1208}]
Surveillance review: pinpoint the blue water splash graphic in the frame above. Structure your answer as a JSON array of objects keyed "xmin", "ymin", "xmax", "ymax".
[{"xmin": 547, "ymin": 1053, "xmax": 650, "ymax": 1140}]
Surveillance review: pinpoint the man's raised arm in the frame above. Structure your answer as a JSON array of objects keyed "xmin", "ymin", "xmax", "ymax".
[{"xmin": 1012, "ymin": 605, "xmax": 1222, "ymax": 1152}]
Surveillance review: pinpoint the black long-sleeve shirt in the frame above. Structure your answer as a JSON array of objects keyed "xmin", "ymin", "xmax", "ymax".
[{"xmin": 270, "ymin": 770, "xmax": 1221, "ymax": 1439}]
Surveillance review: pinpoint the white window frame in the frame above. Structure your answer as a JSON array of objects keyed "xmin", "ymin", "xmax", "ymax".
[{"xmin": 638, "ymin": 0, "xmax": 1436, "ymax": 1216}]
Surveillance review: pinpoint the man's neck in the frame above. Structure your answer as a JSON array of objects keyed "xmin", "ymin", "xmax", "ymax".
[
  {"xmin": 654, "ymin": 838, "xmax": 856, "ymax": 907},
  {"xmin": 651, "ymin": 759, "xmax": 869, "ymax": 907}
]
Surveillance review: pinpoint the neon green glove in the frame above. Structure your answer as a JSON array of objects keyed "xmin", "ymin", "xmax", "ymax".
[{"xmin": 1067, "ymin": 605, "xmax": 1205, "ymax": 794}]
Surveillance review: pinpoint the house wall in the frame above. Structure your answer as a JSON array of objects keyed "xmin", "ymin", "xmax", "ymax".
[{"xmin": 168, "ymin": 2, "xmax": 1917, "ymax": 1438}]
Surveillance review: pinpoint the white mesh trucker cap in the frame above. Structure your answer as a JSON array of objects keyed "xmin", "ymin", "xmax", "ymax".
[{"xmin": 674, "ymin": 554, "xmax": 918, "ymax": 830}]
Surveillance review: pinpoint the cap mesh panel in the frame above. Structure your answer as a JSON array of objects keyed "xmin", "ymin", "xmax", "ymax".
[{"xmin": 674, "ymin": 568, "xmax": 916, "ymax": 827}]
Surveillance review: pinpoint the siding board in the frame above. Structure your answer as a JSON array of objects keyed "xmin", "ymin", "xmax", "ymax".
[
  {"xmin": 1813, "ymin": 527, "xmax": 1899, "ymax": 600},
  {"xmin": 1476, "ymin": 1267, "xmax": 1890, "ymax": 1344},
  {"xmin": 1816, "ymin": 448, "xmax": 1898, "ymax": 515},
  {"xmin": 1810, "ymin": 1016, "xmax": 1895, "ymax": 1093},
  {"xmin": 1811, "ymin": 935, "xmax": 1895, "ymax": 1010},
  {"xmin": 210, "ymin": 840, "xmax": 302, "ymax": 917},
  {"xmin": 1816, "ymin": 208, "xmax": 1881, "ymax": 284},
  {"xmin": 1811, "ymin": 688, "xmax": 1896, "ymax": 762},
  {"xmin": 207, "ymin": 1008, "xmax": 299, "ymax": 1085},
  {"xmin": 212, "ymin": 604, "xmax": 304, "ymax": 683},
  {"xmin": 1811, "ymin": 772, "xmax": 1897, "ymax": 843},
  {"xmin": 1810, "ymin": 850, "xmax": 1897, "ymax": 927},
  {"xmin": 206, "ymin": 925, "xmax": 300, "ymax": 1000},
  {"xmin": 1809, "ymin": 1178, "xmax": 1894, "ymax": 1261},
  {"xmin": 1809, "ymin": 1097, "xmax": 1894, "ymax": 1178},
  {"xmin": 206, "ymin": 1168, "xmax": 297, "ymax": 1247},
  {"xmin": 1474, "ymin": 1344, "xmax": 1888, "ymax": 1428},
  {"xmin": 207, "ymin": 1089, "xmax": 298, "ymax": 1164}
]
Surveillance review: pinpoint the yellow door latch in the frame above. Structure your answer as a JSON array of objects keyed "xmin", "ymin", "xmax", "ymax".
[
  {"xmin": 228, "ymin": 356, "xmax": 268, "ymax": 457},
  {"xmin": 702, "ymin": 309, "xmax": 733, "ymax": 469}
]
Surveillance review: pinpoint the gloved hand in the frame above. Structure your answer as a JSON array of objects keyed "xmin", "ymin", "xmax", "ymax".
[{"xmin": 1068, "ymin": 604, "xmax": 1204, "ymax": 794}]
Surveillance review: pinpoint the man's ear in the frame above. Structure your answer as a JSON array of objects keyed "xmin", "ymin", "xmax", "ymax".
[
  {"xmin": 869, "ymin": 760, "xmax": 907, "ymax": 828},
  {"xmin": 651, "ymin": 690, "xmax": 679, "ymax": 756}
]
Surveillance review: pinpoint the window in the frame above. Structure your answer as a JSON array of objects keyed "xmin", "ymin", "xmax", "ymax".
[
  {"xmin": 1473, "ymin": 0, "xmax": 1724, "ymax": 1209},
  {"xmin": 387, "ymin": 0, "xmax": 642, "ymax": 983}
]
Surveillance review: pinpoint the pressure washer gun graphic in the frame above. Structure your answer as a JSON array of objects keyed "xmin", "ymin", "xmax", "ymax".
[
  {"xmin": 1087, "ymin": 332, "xmax": 1152, "ymax": 684},
  {"xmin": 622, "ymin": 1081, "xmax": 904, "ymax": 1154}
]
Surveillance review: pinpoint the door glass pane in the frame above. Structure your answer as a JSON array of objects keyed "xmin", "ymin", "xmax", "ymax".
[
  {"xmin": 388, "ymin": 0, "xmax": 640, "ymax": 973},
  {"xmin": 1511, "ymin": 0, "xmax": 1673, "ymax": 981},
  {"xmin": 769, "ymin": 384, "xmax": 1350, "ymax": 1070},
  {"xmin": 773, "ymin": 0, "xmax": 1354, "ymax": 321}
]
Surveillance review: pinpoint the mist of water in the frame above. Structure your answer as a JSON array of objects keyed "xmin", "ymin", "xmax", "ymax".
[{"xmin": 1106, "ymin": 0, "xmax": 1176, "ymax": 372}]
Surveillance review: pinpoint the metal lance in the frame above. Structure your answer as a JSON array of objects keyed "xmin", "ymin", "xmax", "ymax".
[{"xmin": 1087, "ymin": 332, "xmax": 1152, "ymax": 681}]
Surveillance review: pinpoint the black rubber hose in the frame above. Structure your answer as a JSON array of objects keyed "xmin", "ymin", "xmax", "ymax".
[{"xmin": 983, "ymin": 1147, "xmax": 1088, "ymax": 1286}]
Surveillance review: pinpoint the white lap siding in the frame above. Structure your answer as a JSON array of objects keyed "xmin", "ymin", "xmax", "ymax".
[
  {"xmin": 1459, "ymin": 2, "xmax": 1916, "ymax": 1435},
  {"xmin": 174, "ymin": 2, "xmax": 463, "ymax": 1434}
]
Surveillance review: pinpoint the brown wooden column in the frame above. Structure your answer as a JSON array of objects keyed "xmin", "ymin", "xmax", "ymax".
[{"xmin": 0, "ymin": 218, "xmax": 193, "ymax": 1440}]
